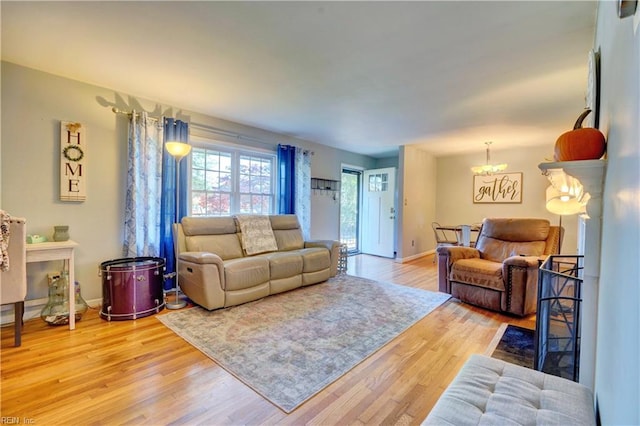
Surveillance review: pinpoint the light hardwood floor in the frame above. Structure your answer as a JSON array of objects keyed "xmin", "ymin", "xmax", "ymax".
[{"xmin": 1, "ymin": 254, "xmax": 534, "ymax": 425}]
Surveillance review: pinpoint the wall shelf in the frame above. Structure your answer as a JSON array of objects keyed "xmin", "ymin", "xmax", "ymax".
[
  {"xmin": 311, "ymin": 177, "xmax": 340, "ymax": 192},
  {"xmin": 538, "ymin": 160, "xmax": 606, "ymax": 217}
]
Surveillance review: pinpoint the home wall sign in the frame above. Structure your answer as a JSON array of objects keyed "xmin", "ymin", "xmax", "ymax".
[
  {"xmin": 60, "ymin": 121, "xmax": 86, "ymax": 202},
  {"xmin": 473, "ymin": 172, "xmax": 522, "ymax": 204}
]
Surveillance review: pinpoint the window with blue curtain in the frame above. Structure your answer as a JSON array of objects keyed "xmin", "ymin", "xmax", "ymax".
[{"xmin": 160, "ymin": 118, "xmax": 189, "ymax": 290}]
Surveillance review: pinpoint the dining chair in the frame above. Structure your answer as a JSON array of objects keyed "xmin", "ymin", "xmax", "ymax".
[
  {"xmin": 432, "ymin": 222, "xmax": 459, "ymax": 247},
  {"xmin": 432, "ymin": 222, "xmax": 460, "ymax": 263},
  {"xmin": 0, "ymin": 214, "xmax": 27, "ymax": 347},
  {"xmin": 458, "ymin": 224, "xmax": 472, "ymax": 247}
]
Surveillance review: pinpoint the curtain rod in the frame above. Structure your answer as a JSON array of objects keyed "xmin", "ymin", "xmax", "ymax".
[
  {"xmin": 113, "ymin": 107, "xmax": 314, "ymax": 154},
  {"xmin": 189, "ymin": 122, "xmax": 274, "ymax": 148},
  {"xmin": 111, "ymin": 107, "xmax": 161, "ymax": 122}
]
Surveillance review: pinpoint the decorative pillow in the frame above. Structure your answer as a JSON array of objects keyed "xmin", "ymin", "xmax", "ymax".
[{"xmin": 235, "ymin": 215, "xmax": 278, "ymax": 255}]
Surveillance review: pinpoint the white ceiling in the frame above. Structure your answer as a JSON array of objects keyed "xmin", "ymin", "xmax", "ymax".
[{"xmin": 1, "ymin": 1, "xmax": 597, "ymax": 158}]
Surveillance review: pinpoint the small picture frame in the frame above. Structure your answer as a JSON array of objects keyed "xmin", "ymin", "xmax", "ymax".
[{"xmin": 473, "ymin": 172, "xmax": 523, "ymax": 204}]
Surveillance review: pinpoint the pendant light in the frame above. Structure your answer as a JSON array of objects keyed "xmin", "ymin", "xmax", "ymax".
[{"xmin": 471, "ymin": 142, "xmax": 507, "ymax": 175}]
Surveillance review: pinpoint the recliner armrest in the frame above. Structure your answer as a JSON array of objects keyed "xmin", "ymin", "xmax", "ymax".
[
  {"xmin": 179, "ymin": 251, "xmax": 224, "ymax": 266},
  {"xmin": 502, "ymin": 255, "xmax": 543, "ymax": 316},
  {"xmin": 177, "ymin": 251, "xmax": 226, "ymax": 309},
  {"xmin": 305, "ymin": 240, "xmax": 340, "ymax": 277},
  {"xmin": 437, "ymin": 246, "xmax": 480, "ymax": 263},
  {"xmin": 436, "ymin": 246, "xmax": 480, "ymax": 294},
  {"xmin": 305, "ymin": 239, "xmax": 340, "ymax": 251},
  {"xmin": 503, "ymin": 255, "xmax": 541, "ymax": 268}
]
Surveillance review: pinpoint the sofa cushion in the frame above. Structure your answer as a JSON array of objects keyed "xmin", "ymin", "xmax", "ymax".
[
  {"xmin": 269, "ymin": 214, "xmax": 300, "ymax": 230},
  {"xmin": 270, "ymin": 214, "xmax": 305, "ymax": 251},
  {"xmin": 182, "ymin": 216, "xmax": 238, "ymax": 235},
  {"xmin": 182, "ymin": 217, "xmax": 244, "ymax": 260},
  {"xmin": 186, "ymin": 234, "xmax": 244, "ymax": 261},
  {"xmin": 259, "ymin": 251, "xmax": 303, "ymax": 279},
  {"xmin": 450, "ymin": 258, "xmax": 504, "ymax": 291},
  {"xmin": 299, "ymin": 247, "xmax": 330, "ymax": 273},
  {"xmin": 222, "ymin": 257, "xmax": 270, "ymax": 291}
]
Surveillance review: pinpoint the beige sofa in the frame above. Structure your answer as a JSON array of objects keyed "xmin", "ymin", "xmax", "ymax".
[{"xmin": 174, "ymin": 214, "xmax": 340, "ymax": 310}]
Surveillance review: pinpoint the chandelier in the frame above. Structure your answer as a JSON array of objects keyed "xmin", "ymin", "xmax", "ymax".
[{"xmin": 470, "ymin": 141, "xmax": 507, "ymax": 175}]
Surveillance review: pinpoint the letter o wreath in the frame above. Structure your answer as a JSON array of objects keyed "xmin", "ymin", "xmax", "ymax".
[{"xmin": 63, "ymin": 145, "xmax": 84, "ymax": 162}]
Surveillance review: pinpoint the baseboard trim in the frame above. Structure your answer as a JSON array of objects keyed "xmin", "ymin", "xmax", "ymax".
[
  {"xmin": 1, "ymin": 298, "xmax": 102, "ymax": 326},
  {"xmin": 395, "ymin": 249, "xmax": 435, "ymax": 263}
]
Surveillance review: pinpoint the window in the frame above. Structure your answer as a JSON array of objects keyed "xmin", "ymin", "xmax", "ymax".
[
  {"xmin": 190, "ymin": 144, "xmax": 276, "ymax": 216},
  {"xmin": 368, "ymin": 172, "xmax": 388, "ymax": 192}
]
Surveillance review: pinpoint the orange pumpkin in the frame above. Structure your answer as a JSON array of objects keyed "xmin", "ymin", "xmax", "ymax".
[{"xmin": 554, "ymin": 109, "xmax": 606, "ymax": 161}]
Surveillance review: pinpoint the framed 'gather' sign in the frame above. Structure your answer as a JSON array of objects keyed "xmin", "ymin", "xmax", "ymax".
[{"xmin": 473, "ymin": 172, "xmax": 522, "ymax": 204}]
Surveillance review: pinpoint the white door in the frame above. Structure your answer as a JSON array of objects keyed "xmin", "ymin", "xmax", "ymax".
[{"xmin": 361, "ymin": 167, "xmax": 396, "ymax": 258}]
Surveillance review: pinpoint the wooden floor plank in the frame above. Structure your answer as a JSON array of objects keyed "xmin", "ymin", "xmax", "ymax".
[{"xmin": 1, "ymin": 254, "xmax": 534, "ymax": 424}]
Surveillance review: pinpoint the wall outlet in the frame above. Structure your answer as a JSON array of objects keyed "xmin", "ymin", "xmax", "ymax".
[{"xmin": 411, "ymin": 240, "xmax": 415, "ymax": 246}]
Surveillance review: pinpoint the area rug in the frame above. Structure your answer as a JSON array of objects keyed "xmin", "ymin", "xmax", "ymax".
[
  {"xmin": 158, "ymin": 274, "xmax": 450, "ymax": 412},
  {"xmin": 490, "ymin": 324, "xmax": 535, "ymax": 369}
]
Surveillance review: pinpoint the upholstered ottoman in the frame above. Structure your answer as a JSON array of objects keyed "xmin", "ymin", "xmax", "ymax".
[{"xmin": 423, "ymin": 354, "xmax": 595, "ymax": 425}]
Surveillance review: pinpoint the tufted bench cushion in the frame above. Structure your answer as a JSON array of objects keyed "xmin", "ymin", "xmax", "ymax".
[{"xmin": 423, "ymin": 354, "xmax": 595, "ymax": 426}]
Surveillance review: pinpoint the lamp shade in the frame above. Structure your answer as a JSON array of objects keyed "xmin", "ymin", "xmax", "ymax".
[
  {"xmin": 545, "ymin": 185, "xmax": 585, "ymax": 216},
  {"xmin": 165, "ymin": 141, "xmax": 192, "ymax": 161},
  {"xmin": 470, "ymin": 163, "xmax": 508, "ymax": 175}
]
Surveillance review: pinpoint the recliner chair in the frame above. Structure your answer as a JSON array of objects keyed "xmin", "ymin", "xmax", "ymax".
[{"xmin": 437, "ymin": 218, "xmax": 561, "ymax": 316}]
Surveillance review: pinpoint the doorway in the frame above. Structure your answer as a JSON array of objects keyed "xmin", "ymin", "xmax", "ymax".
[
  {"xmin": 340, "ymin": 168, "xmax": 361, "ymax": 254},
  {"xmin": 361, "ymin": 167, "xmax": 396, "ymax": 258}
]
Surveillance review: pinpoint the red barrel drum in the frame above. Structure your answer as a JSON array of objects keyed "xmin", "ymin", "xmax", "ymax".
[{"xmin": 99, "ymin": 257, "xmax": 166, "ymax": 320}]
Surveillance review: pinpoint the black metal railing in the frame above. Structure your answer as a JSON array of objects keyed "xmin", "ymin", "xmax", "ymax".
[{"xmin": 535, "ymin": 255, "xmax": 584, "ymax": 382}]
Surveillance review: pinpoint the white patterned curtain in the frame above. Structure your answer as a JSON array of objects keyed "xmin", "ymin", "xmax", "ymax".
[
  {"xmin": 122, "ymin": 111, "xmax": 164, "ymax": 257},
  {"xmin": 295, "ymin": 149, "xmax": 312, "ymax": 240}
]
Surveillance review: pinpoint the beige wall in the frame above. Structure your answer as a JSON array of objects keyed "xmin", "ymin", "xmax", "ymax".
[
  {"xmin": 0, "ymin": 62, "xmax": 375, "ymax": 308},
  {"xmin": 435, "ymin": 144, "xmax": 579, "ymax": 253},
  {"xmin": 397, "ymin": 145, "xmax": 437, "ymax": 260},
  {"xmin": 592, "ymin": 2, "xmax": 639, "ymax": 424}
]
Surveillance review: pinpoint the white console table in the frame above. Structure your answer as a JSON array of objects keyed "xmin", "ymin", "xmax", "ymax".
[{"xmin": 26, "ymin": 240, "xmax": 79, "ymax": 330}]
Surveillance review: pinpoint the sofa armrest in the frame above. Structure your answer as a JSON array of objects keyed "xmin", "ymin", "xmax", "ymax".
[
  {"xmin": 177, "ymin": 251, "xmax": 226, "ymax": 310},
  {"xmin": 305, "ymin": 239, "xmax": 340, "ymax": 251},
  {"xmin": 305, "ymin": 240, "xmax": 341, "ymax": 277},
  {"xmin": 502, "ymin": 255, "xmax": 542, "ymax": 316},
  {"xmin": 180, "ymin": 251, "xmax": 224, "ymax": 266}
]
